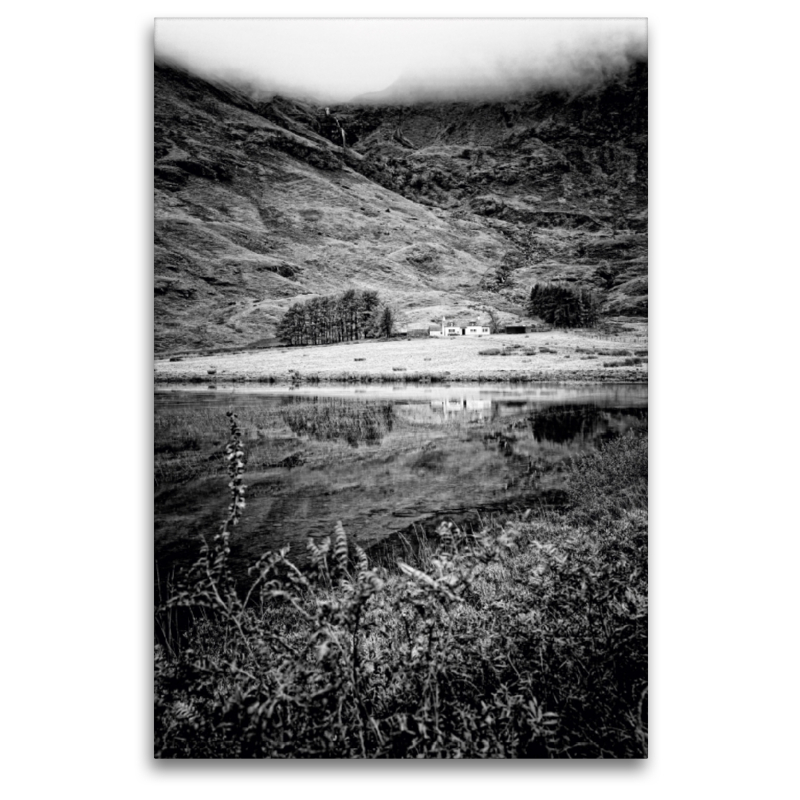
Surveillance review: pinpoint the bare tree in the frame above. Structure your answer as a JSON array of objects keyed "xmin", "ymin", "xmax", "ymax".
[{"xmin": 487, "ymin": 307, "xmax": 501, "ymax": 334}]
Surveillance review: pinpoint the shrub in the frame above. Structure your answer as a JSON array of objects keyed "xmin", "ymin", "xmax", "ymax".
[
  {"xmin": 565, "ymin": 432, "xmax": 648, "ymax": 524},
  {"xmin": 603, "ymin": 357, "xmax": 644, "ymax": 367}
]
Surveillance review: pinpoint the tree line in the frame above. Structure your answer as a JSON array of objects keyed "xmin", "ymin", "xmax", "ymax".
[
  {"xmin": 528, "ymin": 283, "xmax": 600, "ymax": 328},
  {"xmin": 277, "ymin": 289, "xmax": 394, "ymax": 346}
]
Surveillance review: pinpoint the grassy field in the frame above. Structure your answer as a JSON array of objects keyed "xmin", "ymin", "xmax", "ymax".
[
  {"xmin": 155, "ymin": 413, "xmax": 647, "ymax": 758},
  {"xmin": 154, "ymin": 321, "xmax": 648, "ymax": 384}
]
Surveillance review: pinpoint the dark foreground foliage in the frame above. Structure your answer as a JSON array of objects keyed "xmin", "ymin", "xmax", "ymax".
[{"xmin": 155, "ymin": 416, "xmax": 647, "ymax": 758}]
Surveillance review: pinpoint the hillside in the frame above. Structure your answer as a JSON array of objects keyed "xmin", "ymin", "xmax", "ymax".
[{"xmin": 154, "ymin": 60, "xmax": 647, "ymax": 354}]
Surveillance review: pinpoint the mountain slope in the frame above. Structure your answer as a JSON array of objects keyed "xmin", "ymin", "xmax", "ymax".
[{"xmin": 154, "ymin": 61, "xmax": 647, "ymax": 354}]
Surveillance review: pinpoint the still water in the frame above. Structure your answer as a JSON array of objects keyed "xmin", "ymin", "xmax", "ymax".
[{"xmin": 155, "ymin": 383, "xmax": 647, "ymax": 581}]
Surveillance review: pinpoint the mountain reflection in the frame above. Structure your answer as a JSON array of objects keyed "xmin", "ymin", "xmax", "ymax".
[{"xmin": 156, "ymin": 385, "xmax": 648, "ymax": 585}]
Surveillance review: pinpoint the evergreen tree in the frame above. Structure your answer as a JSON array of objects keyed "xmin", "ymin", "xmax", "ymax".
[
  {"xmin": 528, "ymin": 283, "xmax": 600, "ymax": 329},
  {"xmin": 276, "ymin": 289, "xmax": 390, "ymax": 346},
  {"xmin": 377, "ymin": 306, "xmax": 394, "ymax": 338}
]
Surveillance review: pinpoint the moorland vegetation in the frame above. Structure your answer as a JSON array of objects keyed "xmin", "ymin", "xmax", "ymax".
[{"xmin": 155, "ymin": 412, "xmax": 647, "ymax": 758}]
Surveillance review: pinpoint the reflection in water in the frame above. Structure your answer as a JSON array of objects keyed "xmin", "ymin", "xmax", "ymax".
[
  {"xmin": 281, "ymin": 398, "xmax": 395, "ymax": 447},
  {"xmin": 155, "ymin": 384, "xmax": 647, "ymax": 586},
  {"xmin": 430, "ymin": 398, "xmax": 493, "ymax": 420},
  {"xmin": 530, "ymin": 406, "xmax": 603, "ymax": 444}
]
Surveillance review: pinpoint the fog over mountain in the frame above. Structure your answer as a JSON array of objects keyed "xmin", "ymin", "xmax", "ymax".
[
  {"xmin": 353, "ymin": 36, "xmax": 646, "ymax": 104},
  {"xmin": 155, "ymin": 18, "xmax": 646, "ymax": 105}
]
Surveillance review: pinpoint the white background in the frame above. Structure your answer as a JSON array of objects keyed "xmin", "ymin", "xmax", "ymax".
[{"xmin": 1, "ymin": 1, "xmax": 798, "ymax": 797}]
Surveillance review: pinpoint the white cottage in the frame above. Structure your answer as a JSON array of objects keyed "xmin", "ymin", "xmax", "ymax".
[{"xmin": 429, "ymin": 317, "xmax": 491, "ymax": 337}]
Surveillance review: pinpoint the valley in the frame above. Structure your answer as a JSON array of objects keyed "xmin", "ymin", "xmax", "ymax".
[{"xmin": 155, "ymin": 59, "xmax": 647, "ymax": 355}]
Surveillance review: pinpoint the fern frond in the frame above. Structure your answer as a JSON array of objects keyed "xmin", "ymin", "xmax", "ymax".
[
  {"xmin": 398, "ymin": 561, "xmax": 459, "ymax": 602},
  {"xmin": 307, "ymin": 537, "xmax": 322, "ymax": 568},
  {"xmin": 333, "ymin": 520, "xmax": 349, "ymax": 575},
  {"xmin": 354, "ymin": 543, "xmax": 369, "ymax": 577},
  {"xmin": 398, "ymin": 561, "xmax": 438, "ymax": 589}
]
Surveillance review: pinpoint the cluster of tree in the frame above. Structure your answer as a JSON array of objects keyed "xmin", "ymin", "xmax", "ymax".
[
  {"xmin": 528, "ymin": 283, "xmax": 600, "ymax": 328},
  {"xmin": 277, "ymin": 289, "xmax": 394, "ymax": 346}
]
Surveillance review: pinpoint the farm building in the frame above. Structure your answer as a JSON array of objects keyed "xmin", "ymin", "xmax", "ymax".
[
  {"xmin": 429, "ymin": 318, "xmax": 491, "ymax": 337},
  {"xmin": 504, "ymin": 323, "xmax": 550, "ymax": 334}
]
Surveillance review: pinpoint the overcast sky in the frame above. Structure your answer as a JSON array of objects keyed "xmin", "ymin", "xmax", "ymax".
[{"xmin": 155, "ymin": 18, "xmax": 646, "ymax": 102}]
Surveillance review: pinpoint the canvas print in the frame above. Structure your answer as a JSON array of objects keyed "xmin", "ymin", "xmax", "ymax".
[{"xmin": 154, "ymin": 18, "xmax": 648, "ymax": 758}]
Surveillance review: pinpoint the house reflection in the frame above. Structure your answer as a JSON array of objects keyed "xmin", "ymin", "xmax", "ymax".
[{"xmin": 430, "ymin": 397, "xmax": 494, "ymax": 420}]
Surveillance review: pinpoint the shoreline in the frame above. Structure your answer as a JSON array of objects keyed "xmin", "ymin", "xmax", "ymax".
[{"xmin": 154, "ymin": 370, "xmax": 647, "ymax": 386}]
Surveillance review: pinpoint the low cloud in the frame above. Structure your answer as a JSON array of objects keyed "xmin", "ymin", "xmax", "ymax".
[
  {"xmin": 357, "ymin": 35, "xmax": 647, "ymax": 104},
  {"xmin": 156, "ymin": 19, "xmax": 646, "ymax": 105}
]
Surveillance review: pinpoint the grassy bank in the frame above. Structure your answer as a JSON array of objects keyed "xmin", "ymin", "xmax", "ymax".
[
  {"xmin": 155, "ymin": 415, "xmax": 647, "ymax": 758},
  {"xmin": 154, "ymin": 325, "xmax": 648, "ymax": 385}
]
